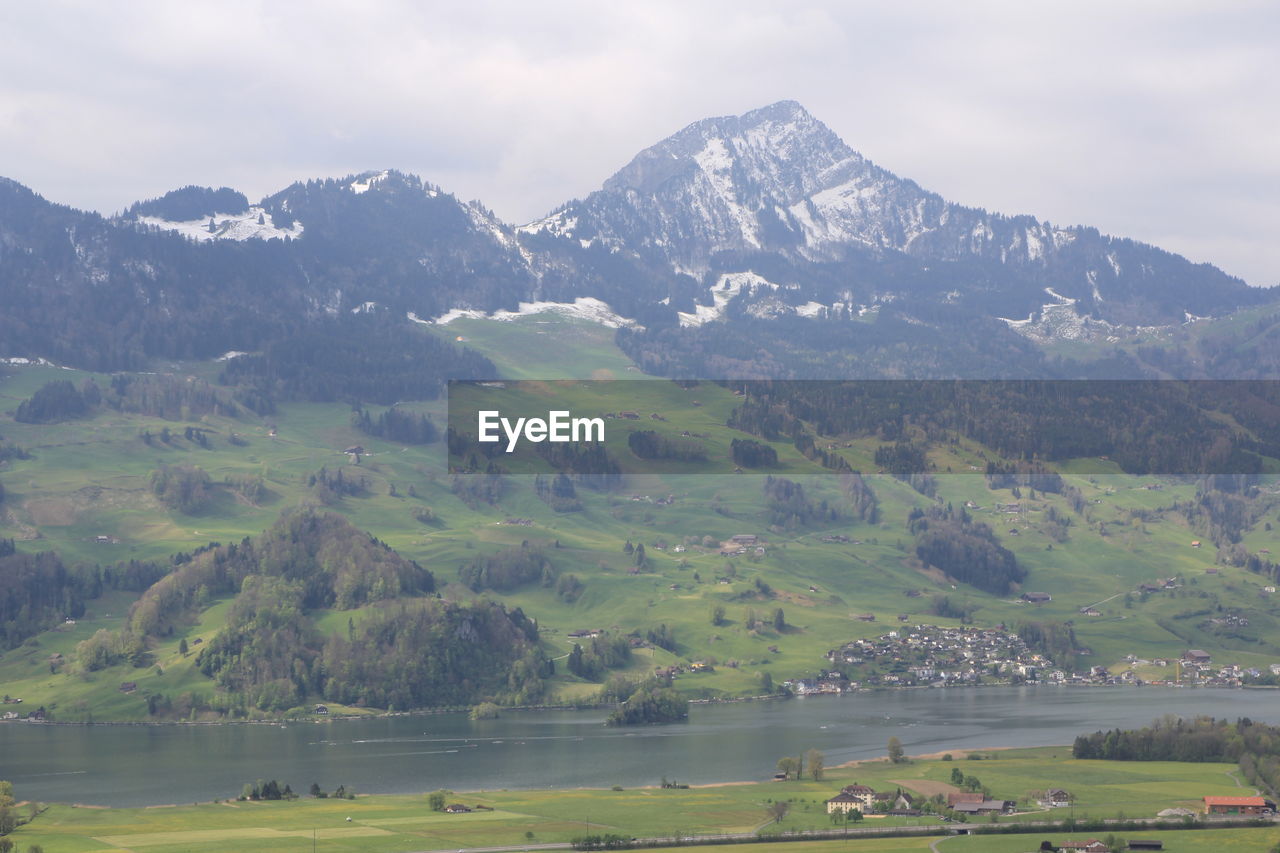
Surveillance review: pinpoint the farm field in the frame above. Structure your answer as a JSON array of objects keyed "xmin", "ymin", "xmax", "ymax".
[{"xmin": 3, "ymin": 748, "xmax": 1271, "ymax": 852}]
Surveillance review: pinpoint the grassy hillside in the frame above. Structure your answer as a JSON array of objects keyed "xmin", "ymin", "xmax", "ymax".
[{"xmin": 4, "ymin": 314, "xmax": 1280, "ymax": 721}]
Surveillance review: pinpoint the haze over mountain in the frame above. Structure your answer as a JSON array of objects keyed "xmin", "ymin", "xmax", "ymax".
[{"xmin": 0, "ymin": 101, "xmax": 1272, "ymax": 377}]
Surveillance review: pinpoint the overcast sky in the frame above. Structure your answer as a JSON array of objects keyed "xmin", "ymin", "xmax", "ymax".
[{"xmin": 1, "ymin": 1, "xmax": 1276, "ymax": 285}]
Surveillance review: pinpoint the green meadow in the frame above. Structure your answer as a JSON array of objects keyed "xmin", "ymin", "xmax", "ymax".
[{"xmin": 4, "ymin": 748, "xmax": 1273, "ymax": 852}]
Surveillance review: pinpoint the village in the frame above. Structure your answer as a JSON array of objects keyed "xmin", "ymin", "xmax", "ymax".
[
  {"xmin": 782, "ymin": 626, "xmax": 1280, "ymax": 695},
  {"xmin": 795, "ymin": 625, "xmax": 1058, "ymax": 693}
]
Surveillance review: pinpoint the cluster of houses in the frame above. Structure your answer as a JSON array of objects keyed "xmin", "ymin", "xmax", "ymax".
[
  {"xmin": 823, "ymin": 625, "xmax": 1051, "ymax": 688},
  {"xmin": 806, "ymin": 625, "xmax": 1280, "ymax": 690},
  {"xmin": 782, "ymin": 671, "xmax": 848, "ymax": 696},
  {"xmin": 626, "ymin": 494, "xmax": 676, "ymax": 505},
  {"xmin": 1168, "ymin": 649, "xmax": 1280, "ymax": 687},
  {"xmin": 824, "ymin": 783, "xmax": 921, "ymax": 816}
]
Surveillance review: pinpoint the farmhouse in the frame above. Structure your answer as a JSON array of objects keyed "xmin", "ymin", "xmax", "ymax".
[
  {"xmin": 1203, "ymin": 795, "xmax": 1275, "ymax": 815},
  {"xmin": 1057, "ymin": 841, "xmax": 1108, "ymax": 853},
  {"xmin": 1182, "ymin": 649, "xmax": 1212, "ymax": 664},
  {"xmin": 1040, "ymin": 788, "xmax": 1071, "ymax": 807},
  {"xmin": 826, "ymin": 783, "xmax": 877, "ymax": 813},
  {"xmin": 824, "ymin": 792, "xmax": 864, "ymax": 814},
  {"xmin": 444, "ymin": 803, "xmax": 473, "ymax": 813},
  {"xmin": 950, "ymin": 799, "xmax": 1013, "ymax": 815},
  {"xmin": 1021, "ymin": 591, "xmax": 1052, "ymax": 603}
]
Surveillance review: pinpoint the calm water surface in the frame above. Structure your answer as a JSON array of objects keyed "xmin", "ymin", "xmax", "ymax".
[{"xmin": 2, "ymin": 686, "xmax": 1277, "ymax": 806}]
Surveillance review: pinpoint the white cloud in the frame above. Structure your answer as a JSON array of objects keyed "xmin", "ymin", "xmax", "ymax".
[{"xmin": 0, "ymin": 0, "xmax": 1275, "ymax": 284}]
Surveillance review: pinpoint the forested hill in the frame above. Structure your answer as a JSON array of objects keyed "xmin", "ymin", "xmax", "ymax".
[{"xmin": 79, "ymin": 511, "xmax": 548, "ymax": 716}]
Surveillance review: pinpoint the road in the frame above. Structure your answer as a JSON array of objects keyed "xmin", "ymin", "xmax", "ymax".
[{"xmin": 407, "ymin": 814, "xmax": 1280, "ymax": 853}]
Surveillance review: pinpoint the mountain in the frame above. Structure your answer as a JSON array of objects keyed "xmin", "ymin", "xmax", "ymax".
[
  {"xmin": 0, "ymin": 102, "xmax": 1273, "ymax": 379},
  {"xmin": 530, "ymin": 100, "xmax": 1265, "ymax": 331}
]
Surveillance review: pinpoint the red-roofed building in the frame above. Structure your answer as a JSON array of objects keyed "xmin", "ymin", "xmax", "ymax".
[{"xmin": 1203, "ymin": 795, "xmax": 1275, "ymax": 815}]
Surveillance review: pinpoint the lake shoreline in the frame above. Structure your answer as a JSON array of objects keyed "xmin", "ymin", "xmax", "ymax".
[
  {"xmin": 8, "ymin": 684, "xmax": 1279, "ymax": 809},
  {"xmin": 2, "ymin": 680, "xmax": 1264, "ymax": 727},
  {"xmin": 44, "ymin": 743, "xmax": 1052, "ymax": 809}
]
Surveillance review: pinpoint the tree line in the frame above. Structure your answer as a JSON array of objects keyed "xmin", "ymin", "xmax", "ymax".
[
  {"xmin": 721, "ymin": 379, "xmax": 1280, "ymax": 476},
  {"xmin": 1073, "ymin": 715, "xmax": 1280, "ymax": 800}
]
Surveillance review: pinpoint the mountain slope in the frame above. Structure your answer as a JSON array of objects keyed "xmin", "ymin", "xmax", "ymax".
[
  {"xmin": 0, "ymin": 102, "xmax": 1272, "ymax": 376},
  {"xmin": 529, "ymin": 100, "xmax": 1265, "ymax": 330}
]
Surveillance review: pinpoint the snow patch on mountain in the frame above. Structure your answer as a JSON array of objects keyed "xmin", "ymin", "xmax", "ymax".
[
  {"xmin": 517, "ymin": 212, "xmax": 577, "ymax": 238},
  {"xmin": 1025, "ymin": 228, "xmax": 1044, "ymax": 261},
  {"xmin": 429, "ymin": 297, "xmax": 635, "ymax": 328},
  {"xmin": 349, "ymin": 171, "xmax": 389, "ymax": 194},
  {"xmin": 679, "ymin": 271, "xmax": 781, "ymax": 327},
  {"xmin": 465, "ymin": 202, "xmax": 518, "ymax": 250},
  {"xmin": 998, "ymin": 286, "xmax": 1181, "ymax": 344},
  {"xmin": 137, "ymin": 207, "xmax": 303, "ymax": 242},
  {"xmin": 1, "ymin": 356, "xmax": 61, "ymax": 367},
  {"xmin": 1087, "ymin": 271, "xmax": 1104, "ymax": 303},
  {"xmin": 693, "ymin": 138, "xmax": 760, "ymax": 249}
]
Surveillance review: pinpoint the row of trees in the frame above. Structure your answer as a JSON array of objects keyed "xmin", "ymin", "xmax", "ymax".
[
  {"xmin": 1073, "ymin": 715, "xmax": 1280, "ymax": 796},
  {"xmin": 775, "ymin": 748, "xmax": 825, "ymax": 780},
  {"xmin": 626, "ymin": 430, "xmax": 706, "ymax": 463},
  {"xmin": 218, "ymin": 315, "xmax": 496, "ymax": 406},
  {"xmin": 15, "ymin": 375, "xmax": 261, "ymax": 426},
  {"xmin": 351, "ymin": 406, "xmax": 438, "ymax": 445},
  {"xmin": 719, "ymin": 378, "xmax": 1280, "ymax": 475}
]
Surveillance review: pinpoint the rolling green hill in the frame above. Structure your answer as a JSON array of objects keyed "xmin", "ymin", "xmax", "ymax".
[{"xmin": 4, "ymin": 316, "xmax": 1280, "ymax": 722}]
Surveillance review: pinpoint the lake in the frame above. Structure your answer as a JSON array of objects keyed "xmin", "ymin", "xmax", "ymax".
[{"xmin": 2, "ymin": 686, "xmax": 1277, "ymax": 807}]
